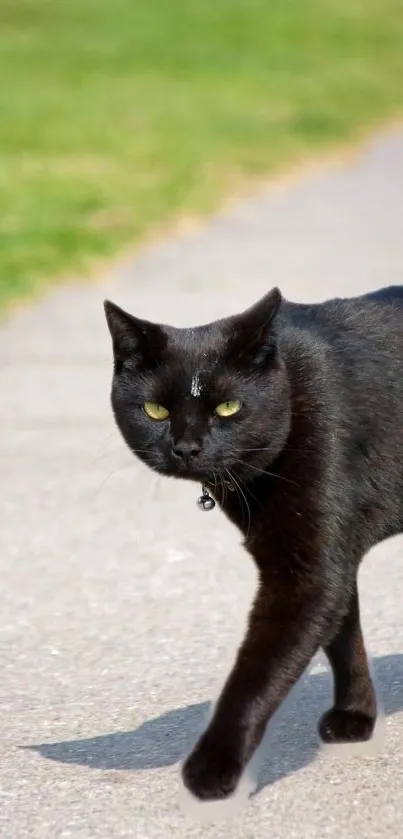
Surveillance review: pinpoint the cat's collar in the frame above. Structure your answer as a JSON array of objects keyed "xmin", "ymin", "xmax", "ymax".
[
  {"xmin": 196, "ymin": 478, "xmax": 235, "ymax": 511},
  {"xmin": 197, "ymin": 488, "xmax": 215, "ymax": 511}
]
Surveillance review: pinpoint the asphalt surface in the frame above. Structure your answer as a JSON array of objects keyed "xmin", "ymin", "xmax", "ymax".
[{"xmin": 1, "ymin": 128, "xmax": 403, "ymax": 838}]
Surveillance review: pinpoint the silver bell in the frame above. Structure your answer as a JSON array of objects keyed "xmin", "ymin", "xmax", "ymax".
[{"xmin": 197, "ymin": 492, "xmax": 215, "ymax": 511}]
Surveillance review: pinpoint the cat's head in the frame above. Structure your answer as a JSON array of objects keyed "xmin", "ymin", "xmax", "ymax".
[{"xmin": 104, "ymin": 288, "xmax": 291, "ymax": 485}]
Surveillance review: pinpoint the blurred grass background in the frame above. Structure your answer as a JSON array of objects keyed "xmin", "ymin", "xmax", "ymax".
[{"xmin": 1, "ymin": 0, "xmax": 403, "ymax": 309}]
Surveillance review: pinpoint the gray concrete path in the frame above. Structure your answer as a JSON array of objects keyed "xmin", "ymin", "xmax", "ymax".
[{"xmin": 1, "ymin": 128, "xmax": 403, "ymax": 838}]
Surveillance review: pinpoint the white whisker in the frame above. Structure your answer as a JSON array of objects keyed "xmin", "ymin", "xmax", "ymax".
[
  {"xmin": 226, "ymin": 467, "xmax": 251, "ymax": 537},
  {"xmin": 233, "ymin": 458, "xmax": 300, "ymax": 488}
]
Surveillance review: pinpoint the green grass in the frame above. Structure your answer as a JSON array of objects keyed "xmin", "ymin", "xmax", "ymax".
[{"xmin": 1, "ymin": 0, "xmax": 403, "ymax": 309}]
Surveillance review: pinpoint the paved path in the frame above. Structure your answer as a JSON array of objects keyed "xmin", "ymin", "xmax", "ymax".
[{"xmin": 1, "ymin": 129, "xmax": 403, "ymax": 838}]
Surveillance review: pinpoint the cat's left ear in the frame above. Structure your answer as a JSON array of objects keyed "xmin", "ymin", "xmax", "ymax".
[
  {"xmin": 228, "ymin": 287, "xmax": 282, "ymax": 364},
  {"xmin": 104, "ymin": 300, "xmax": 165, "ymax": 369}
]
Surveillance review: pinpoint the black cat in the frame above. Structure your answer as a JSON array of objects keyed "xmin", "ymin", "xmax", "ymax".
[{"xmin": 104, "ymin": 285, "xmax": 403, "ymax": 801}]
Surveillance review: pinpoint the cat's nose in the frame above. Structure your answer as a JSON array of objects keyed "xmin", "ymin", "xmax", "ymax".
[{"xmin": 172, "ymin": 440, "xmax": 202, "ymax": 462}]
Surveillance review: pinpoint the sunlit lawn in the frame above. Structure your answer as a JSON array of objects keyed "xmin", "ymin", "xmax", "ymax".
[{"xmin": 1, "ymin": 0, "xmax": 403, "ymax": 308}]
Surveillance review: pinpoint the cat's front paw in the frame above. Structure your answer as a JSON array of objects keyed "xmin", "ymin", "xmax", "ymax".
[{"xmin": 181, "ymin": 737, "xmax": 243, "ymax": 801}]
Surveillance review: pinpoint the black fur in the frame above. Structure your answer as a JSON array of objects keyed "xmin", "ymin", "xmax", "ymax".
[{"xmin": 104, "ymin": 286, "xmax": 403, "ymax": 800}]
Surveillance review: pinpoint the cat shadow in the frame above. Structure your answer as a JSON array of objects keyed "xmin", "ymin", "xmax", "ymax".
[{"xmin": 26, "ymin": 654, "xmax": 403, "ymax": 792}]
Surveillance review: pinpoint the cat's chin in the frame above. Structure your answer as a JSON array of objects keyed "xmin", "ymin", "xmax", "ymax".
[
  {"xmin": 148, "ymin": 461, "xmax": 212, "ymax": 484},
  {"xmin": 171, "ymin": 469, "xmax": 212, "ymax": 484}
]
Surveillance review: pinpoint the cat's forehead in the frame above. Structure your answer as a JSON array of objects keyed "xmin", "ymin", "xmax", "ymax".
[
  {"xmin": 159, "ymin": 323, "xmax": 232, "ymax": 395},
  {"xmin": 165, "ymin": 323, "xmax": 226, "ymax": 366}
]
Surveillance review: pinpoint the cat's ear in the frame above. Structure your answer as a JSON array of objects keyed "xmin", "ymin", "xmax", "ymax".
[
  {"xmin": 235, "ymin": 287, "xmax": 282, "ymax": 333},
  {"xmin": 228, "ymin": 287, "xmax": 282, "ymax": 364},
  {"xmin": 104, "ymin": 300, "xmax": 165, "ymax": 368}
]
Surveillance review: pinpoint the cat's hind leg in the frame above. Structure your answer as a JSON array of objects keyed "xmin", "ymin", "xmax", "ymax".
[{"xmin": 319, "ymin": 584, "xmax": 377, "ymax": 743}]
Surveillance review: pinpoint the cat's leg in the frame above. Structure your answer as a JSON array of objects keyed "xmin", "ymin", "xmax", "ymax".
[
  {"xmin": 318, "ymin": 585, "xmax": 376, "ymax": 743},
  {"xmin": 181, "ymin": 580, "xmax": 335, "ymax": 800}
]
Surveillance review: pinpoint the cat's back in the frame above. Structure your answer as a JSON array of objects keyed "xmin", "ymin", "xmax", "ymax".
[
  {"xmin": 281, "ymin": 284, "xmax": 403, "ymax": 440},
  {"xmin": 281, "ymin": 286, "xmax": 403, "ymax": 531},
  {"xmin": 282, "ymin": 285, "xmax": 403, "ymax": 358}
]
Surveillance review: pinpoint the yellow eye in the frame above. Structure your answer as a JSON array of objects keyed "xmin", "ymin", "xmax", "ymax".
[
  {"xmin": 215, "ymin": 400, "xmax": 241, "ymax": 418},
  {"xmin": 143, "ymin": 402, "xmax": 169, "ymax": 421}
]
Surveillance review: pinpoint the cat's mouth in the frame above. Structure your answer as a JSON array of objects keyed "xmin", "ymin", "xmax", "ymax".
[
  {"xmin": 167, "ymin": 459, "xmax": 238, "ymax": 490},
  {"xmin": 171, "ymin": 463, "xmax": 214, "ymax": 482},
  {"xmin": 142, "ymin": 447, "xmax": 246, "ymax": 487},
  {"xmin": 155, "ymin": 455, "xmax": 221, "ymax": 485}
]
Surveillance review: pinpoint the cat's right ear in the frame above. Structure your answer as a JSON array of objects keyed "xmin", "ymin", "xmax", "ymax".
[
  {"xmin": 226, "ymin": 287, "xmax": 282, "ymax": 365},
  {"xmin": 104, "ymin": 300, "xmax": 164, "ymax": 369}
]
